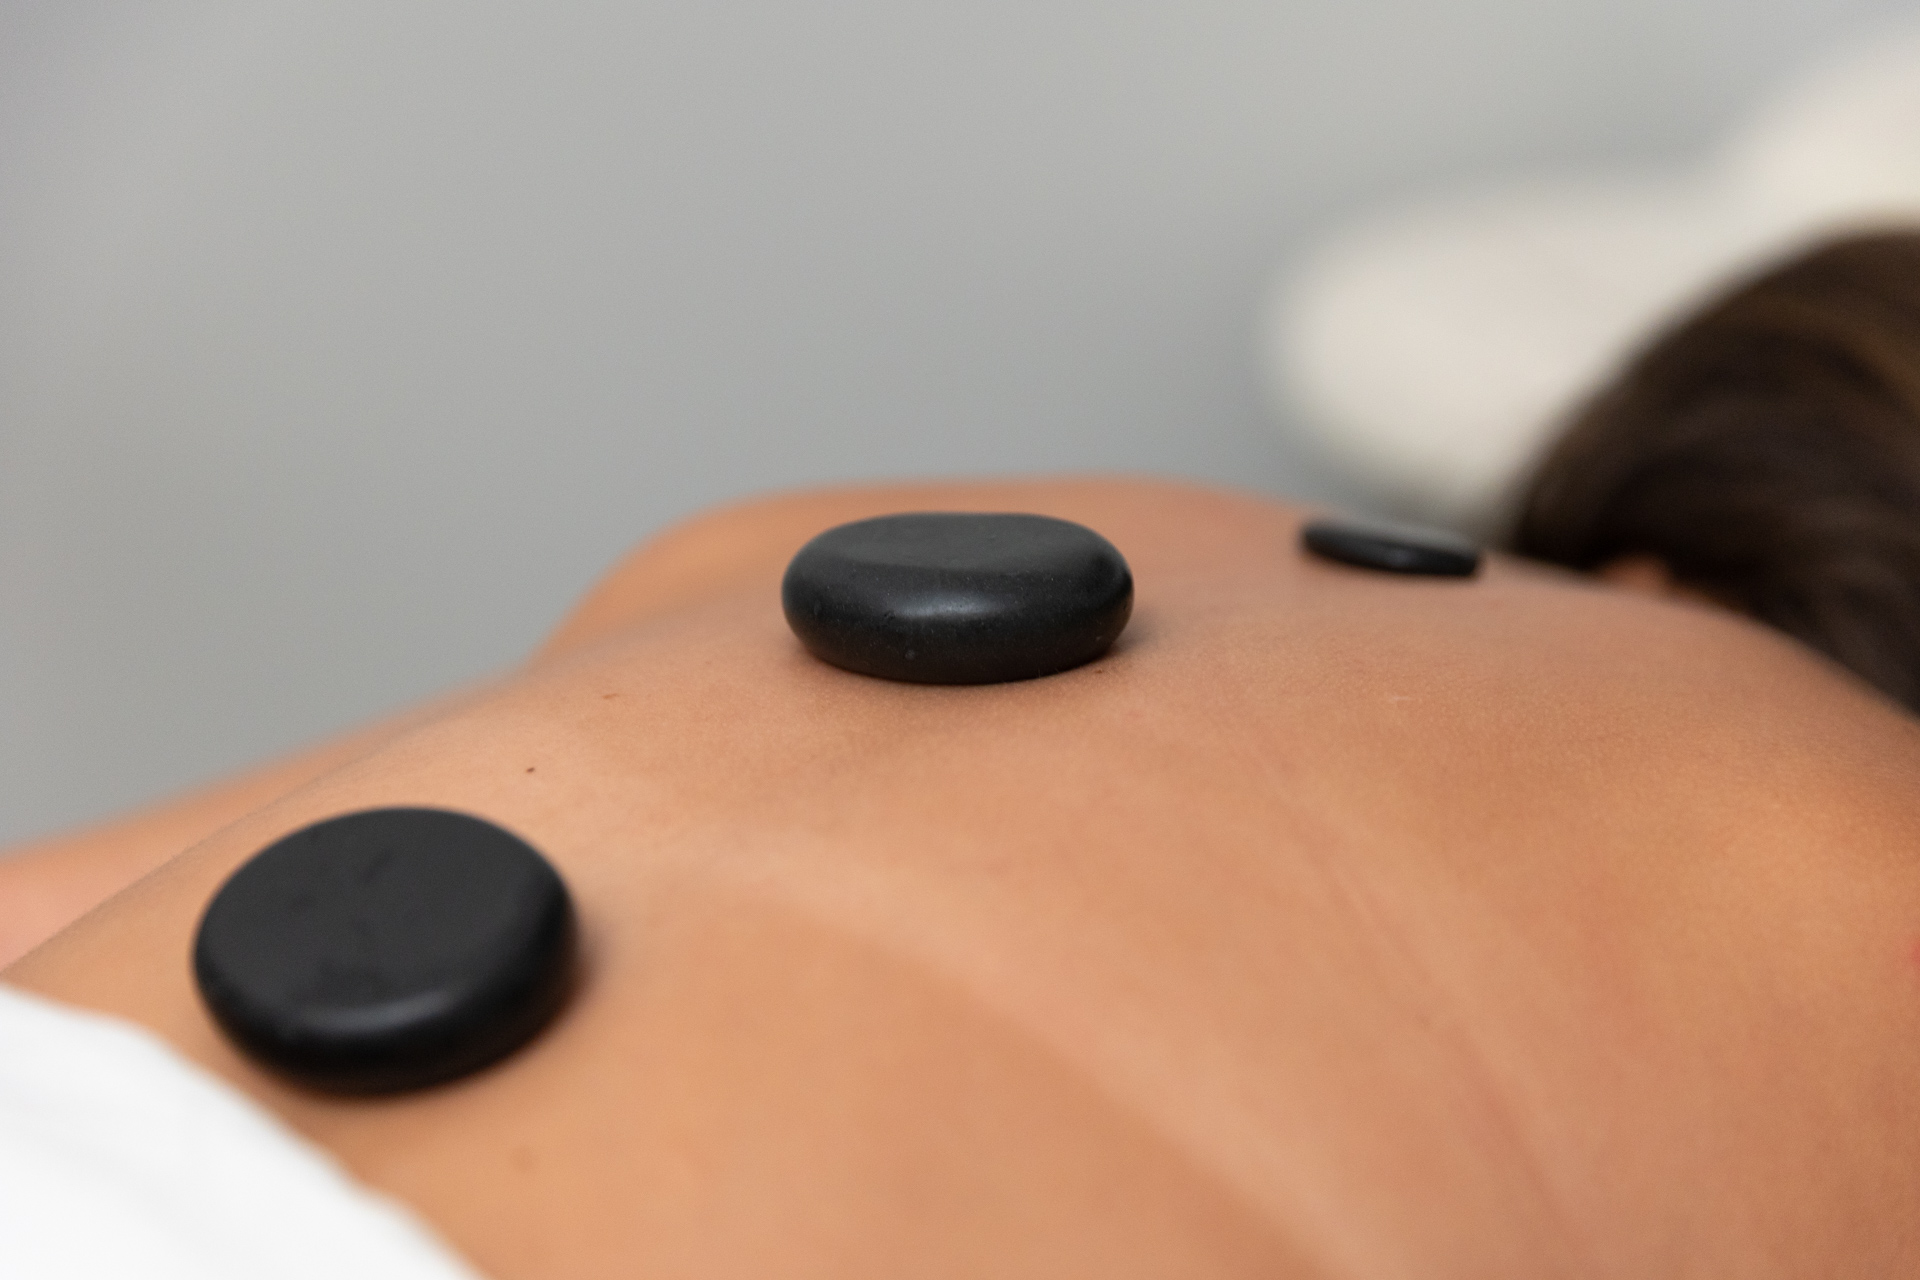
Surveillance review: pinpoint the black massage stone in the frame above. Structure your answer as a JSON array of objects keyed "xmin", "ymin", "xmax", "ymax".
[
  {"xmin": 1301, "ymin": 517, "xmax": 1482, "ymax": 578},
  {"xmin": 193, "ymin": 807, "xmax": 577, "ymax": 1095},
  {"xmin": 782, "ymin": 512, "xmax": 1133, "ymax": 684}
]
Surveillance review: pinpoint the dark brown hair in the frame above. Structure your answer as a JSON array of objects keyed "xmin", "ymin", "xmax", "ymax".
[{"xmin": 1513, "ymin": 230, "xmax": 1920, "ymax": 711}]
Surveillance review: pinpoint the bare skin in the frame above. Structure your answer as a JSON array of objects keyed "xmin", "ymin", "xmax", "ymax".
[{"xmin": 7, "ymin": 477, "xmax": 1920, "ymax": 1278}]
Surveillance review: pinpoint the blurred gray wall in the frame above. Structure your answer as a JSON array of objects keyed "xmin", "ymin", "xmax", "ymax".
[{"xmin": 1, "ymin": 0, "xmax": 1912, "ymax": 843}]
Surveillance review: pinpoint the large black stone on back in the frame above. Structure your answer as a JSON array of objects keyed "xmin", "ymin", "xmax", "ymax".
[
  {"xmin": 1300, "ymin": 517, "xmax": 1482, "ymax": 578},
  {"xmin": 782, "ymin": 512, "xmax": 1134, "ymax": 684},
  {"xmin": 193, "ymin": 807, "xmax": 577, "ymax": 1095}
]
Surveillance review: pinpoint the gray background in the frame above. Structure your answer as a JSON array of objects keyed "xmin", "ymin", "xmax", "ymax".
[{"xmin": 1, "ymin": 0, "xmax": 1912, "ymax": 844}]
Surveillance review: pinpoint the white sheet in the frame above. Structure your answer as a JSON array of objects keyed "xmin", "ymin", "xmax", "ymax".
[{"xmin": 0, "ymin": 983, "xmax": 487, "ymax": 1280}]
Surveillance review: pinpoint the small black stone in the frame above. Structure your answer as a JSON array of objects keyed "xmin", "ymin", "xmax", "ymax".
[
  {"xmin": 193, "ymin": 807, "xmax": 577, "ymax": 1095},
  {"xmin": 782, "ymin": 512, "xmax": 1134, "ymax": 684},
  {"xmin": 1301, "ymin": 517, "xmax": 1482, "ymax": 578}
]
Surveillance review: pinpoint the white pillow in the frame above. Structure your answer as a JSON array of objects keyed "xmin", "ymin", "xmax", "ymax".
[{"xmin": 1266, "ymin": 20, "xmax": 1920, "ymax": 535}]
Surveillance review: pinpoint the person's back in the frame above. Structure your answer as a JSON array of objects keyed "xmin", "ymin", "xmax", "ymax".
[{"xmin": 10, "ymin": 475, "xmax": 1920, "ymax": 1276}]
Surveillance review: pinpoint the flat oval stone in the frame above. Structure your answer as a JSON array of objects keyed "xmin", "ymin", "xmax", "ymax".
[
  {"xmin": 782, "ymin": 512, "xmax": 1133, "ymax": 684},
  {"xmin": 193, "ymin": 807, "xmax": 577, "ymax": 1095},
  {"xmin": 1301, "ymin": 517, "xmax": 1482, "ymax": 578}
]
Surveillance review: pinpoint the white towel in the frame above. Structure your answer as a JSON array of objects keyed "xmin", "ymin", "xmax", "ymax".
[{"xmin": 0, "ymin": 983, "xmax": 487, "ymax": 1280}]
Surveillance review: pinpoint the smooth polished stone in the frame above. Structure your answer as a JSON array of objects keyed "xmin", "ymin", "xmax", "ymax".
[
  {"xmin": 782, "ymin": 512, "xmax": 1134, "ymax": 684},
  {"xmin": 1300, "ymin": 517, "xmax": 1482, "ymax": 578},
  {"xmin": 193, "ymin": 807, "xmax": 577, "ymax": 1095}
]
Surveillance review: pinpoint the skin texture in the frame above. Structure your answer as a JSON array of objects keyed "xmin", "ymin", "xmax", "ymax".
[
  {"xmin": 7, "ymin": 477, "xmax": 1920, "ymax": 1277},
  {"xmin": 0, "ymin": 692, "xmax": 482, "ymax": 968}
]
